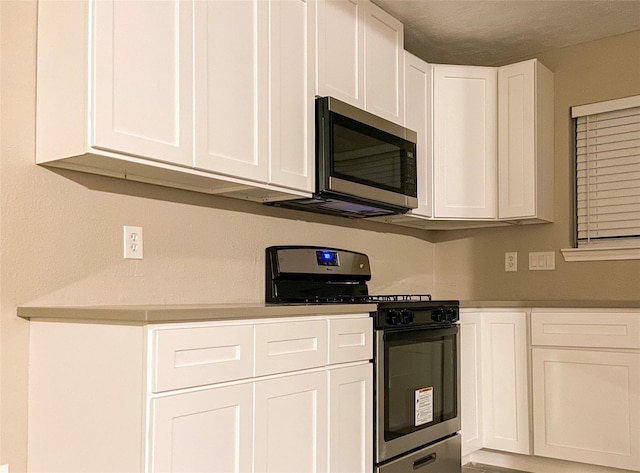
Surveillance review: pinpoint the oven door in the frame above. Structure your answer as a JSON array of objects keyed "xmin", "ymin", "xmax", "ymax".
[{"xmin": 375, "ymin": 325, "xmax": 460, "ymax": 463}]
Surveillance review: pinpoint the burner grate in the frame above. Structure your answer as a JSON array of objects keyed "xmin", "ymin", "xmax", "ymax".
[
  {"xmin": 367, "ymin": 294, "xmax": 432, "ymax": 302},
  {"xmin": 286, "ymin": 294, "xmax": 433, "ymax": 304}
]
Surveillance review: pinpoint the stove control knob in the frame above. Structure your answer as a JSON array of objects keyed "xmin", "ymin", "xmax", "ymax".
[
  {"xmin": 401, "ymin": 310, "xmax": 414, "ymax": 324},
  {"xmin": 432, "ymin": 308, "xmax": 458, "ymax": 323},
  {"xmin": 432, "ymin": 310, "xmax": 446, "ymax": 323},
  {"xmin": 386, "ymin": 310, "xmax": 401, "ymax": 325}
]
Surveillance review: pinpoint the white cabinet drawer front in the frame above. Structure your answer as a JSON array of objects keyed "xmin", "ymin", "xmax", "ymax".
[
  {"xmin": 152, "ymin": 325, "xmax": 254, "ymax": 392},
  {"xmin": 255, "ymin": 320, "xmax": 327, "ymax": 376},
  {"xmin": 531, "ymin": 310, "xmax": 640, "ymax": 348},
  {"xmin": 328, "ymin": 317, "xmax": 372, "ymax": 364}
]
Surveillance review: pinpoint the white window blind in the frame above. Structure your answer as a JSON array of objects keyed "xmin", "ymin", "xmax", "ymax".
[{"xmin": 573, "ymin": 96, "xmax": 640, "ymax": 247}]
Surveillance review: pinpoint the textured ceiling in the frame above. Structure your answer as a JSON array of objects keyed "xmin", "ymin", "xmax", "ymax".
[{"xmin": 372, "ymin": 0, "xmax": 640, "ymax": 66}]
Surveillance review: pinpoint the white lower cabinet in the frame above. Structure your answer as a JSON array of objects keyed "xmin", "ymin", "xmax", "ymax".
[
  {"xmin": 255, "ymin": 372, "xmax": 328, "ymax": 473},
  {"xmin": 532, "ymin": 348, "xmax": 640, "ymax": 471},
  {"xmin": 26, "ymin": 314, "xmax": 372, "ymax": 473},
  {"xmin": 531, "ymin": 309, "xmax": 640, "ymax": 471},
  {"xmin": 462, "ymin": 308, "xmax": 640, "ymax": 472},
  {"xmin": 149, "ymin": 383, "xmax": 254, "ymax": 473},
  {"xmin": 328, "ymin": 364, "xmax": 373, "ymax": 473},
  {"xmin": 459, "ymin": 310, "xmax": 530, "ymax": 457},
  {"xmin": 459, "ymin": 310, "xmax": 483, "ymax": 456},
  {"xmin": 480, "ymin": 311, "xmax": 530, "ymax": 454}
]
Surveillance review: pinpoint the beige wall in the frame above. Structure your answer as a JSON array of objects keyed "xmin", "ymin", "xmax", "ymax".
[
  {"xmin": 0, "ymin": 2, "xmax": 435, "ymax": 470},
  {"xmin": 434, "ymin": 29, "xmax": 640, "ymax": 301},
  {"xmin": 2, "ymin": 1, "xmax": 640, "ymax": 470}
]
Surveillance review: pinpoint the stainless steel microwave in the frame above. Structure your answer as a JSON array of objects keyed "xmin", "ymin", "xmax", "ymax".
[{"xmin": 273, "ymin": 96, "xmax": 418, "ymax": 218}]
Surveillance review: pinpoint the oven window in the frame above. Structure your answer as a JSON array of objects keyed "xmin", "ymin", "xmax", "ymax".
[
  {"xmin": 330, "ymin": 113, "xmax": 417, "ymax": 197},
  {"xmin": 384, "ymin": 327, "xmax": 457, "ymax": 441}
]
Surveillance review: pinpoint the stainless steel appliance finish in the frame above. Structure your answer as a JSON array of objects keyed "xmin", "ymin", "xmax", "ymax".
[
  {"xmin": 265, "ymin": 246, "xmax": 461, "ymax": 473},
  {"xmin": 270, "ymin": 97, "xmax": 418, "ymax": 218},
  {"xmin": 376, "ymin": 434, "xmax": 461, "ymax": 473},
  {"xmin": 374, "ymin": 308, "xmax": 460, "ymax": 466}
]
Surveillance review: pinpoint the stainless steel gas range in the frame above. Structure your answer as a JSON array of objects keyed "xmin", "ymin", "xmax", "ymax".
[{"xmin": 266, "ymin": 246, "xmax": 462, "ymax": 473}]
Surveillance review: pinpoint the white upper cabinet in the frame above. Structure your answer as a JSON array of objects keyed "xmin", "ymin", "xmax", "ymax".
[
  {"xmin": 36, "ymin": 0, "xmax": 314, "ymax": 202},
  {"xmin": 498, "ymin": 59, "xmax": 554, "ymax": 222},
  {"xmin": 364, "ymin": 2, "xmax": 404, "ymax": 124},
  {"xmin": 316, "ymin": 0, "xmax": 365, "ymax": 108},
  {"xmin": 194, "ymin": 0, "xmax": 315, "ymax": 193},
  {"xmin": 403, "ymin": 52, "xmax": 433, "ymax": 218},
  {"xmin": 380, "ymin": 58, "xmax": 554, "ymax": 229},
  {"xmin": 93, "ymin": 0, "xmax": 194, "ymax": 166},
  {"xmin": 269, "ymin": 0, "xmax": 316, "ymax": 192},
  {"xmin": 193, "ymin": 0, "xmax": 269, "ymax": 182},
  {"xmin": 37, "ymin": 0, "xmax": 194, "ymax": 167},
  {"xmin": 433, "ymin": 65, "xmax": 498, "ymax": 219},
  {"xmin": 317, "ymin": 0, "xmax": 405, "ymax": 125}
]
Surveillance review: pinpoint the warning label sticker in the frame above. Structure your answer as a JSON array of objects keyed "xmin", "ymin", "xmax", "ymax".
[{"xmin": 415, "ymin": 387, "xmax": 434, "ymax": 426}]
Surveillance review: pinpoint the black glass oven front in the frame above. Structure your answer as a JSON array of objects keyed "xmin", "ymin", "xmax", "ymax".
[{"xmin": 375, "ymin": 325, "xmax": 460, "ymax": 464}]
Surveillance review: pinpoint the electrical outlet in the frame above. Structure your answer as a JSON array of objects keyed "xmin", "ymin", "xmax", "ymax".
[
  {"xmin": 529, "ymin": 251, "xmax": 555, "ymax": 270},
  {"xmin": 505, "ymin": 252, "xmax": 517, "ymax": 272},
  {"xmin": 0, "ymin": 464, "xmax": 9, "ymax": 473},
  {"xmin": 123, "ymin": 226, "xmax": 143, "ymax": 259}
]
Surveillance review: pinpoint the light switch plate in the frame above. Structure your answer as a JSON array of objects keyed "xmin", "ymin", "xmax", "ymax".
[{"xmin": 529, "ymin": 251, "xmax": 555, "ymax": 270}]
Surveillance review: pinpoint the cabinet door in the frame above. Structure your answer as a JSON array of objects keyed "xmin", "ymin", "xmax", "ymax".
[
  {"xmin": 498, "ymin": 59, "xmax": 554, "ymax": 221},
  {"xmin": 194, "ymin": 0, "xmax": 269, "ymax": 181},
  {"xmin": 433, "ymin": 65, "xmax": 497, "ymax": 219},
  {"xmin": 255, "ymin": 371, "xmax": 328, "ymax": 473},
  {"xmin": 149, "ymin": 383, "xmax": 253, "ymax": 473},
  {"xmin": 481, "ymin": 311, "xmax": 529, "ymax": 454},
  {"xmin": 328, "ymin": 364, "xmax": 373, "ymax": 473},
  {"xmin": 404, "ymin": 52, "xmax": 432, "ymax": 217},
  {"xmin": 93, "ymin": 0, "xmax": 193, "ymax": 166},
  {"xmin": 364, "ymin": 1, "xmax": 404, "ymax": 125},
  {"xmin": 459, "ymin": 310, "xmax": 483, "ymax": 456},
  {"xmin": 498, "ymin": 60, "xmax": 536, "ymax": 219},
  {"xmin": 316, "ymin": 0, "xmax": 365, "ymax": 108},
  {"xmin": 532, "ymin": 348, "xmax": 640, "ymax": 471},
  {"xmin": 269, "ymin": 0, "xmax": 315, "ymax": 193}
]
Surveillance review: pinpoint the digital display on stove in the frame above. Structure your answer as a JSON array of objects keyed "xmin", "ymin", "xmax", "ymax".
[{"xmin": 316, "ymin": 250, "xmax": 339, "ymax": 266}]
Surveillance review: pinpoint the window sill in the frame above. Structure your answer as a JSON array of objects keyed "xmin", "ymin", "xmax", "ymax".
[{"xmin": 561, "ymin": 247, "xmax": 640, "ymax": 262}]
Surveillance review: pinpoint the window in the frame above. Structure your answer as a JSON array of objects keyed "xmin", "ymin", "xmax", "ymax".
[{"xmin": 562, "ymin": 95, "xmax": 640, "ymax": 262}]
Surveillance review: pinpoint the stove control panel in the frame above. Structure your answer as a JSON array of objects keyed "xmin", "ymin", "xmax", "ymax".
[{"xmin": 377, "ymin": 304, "xmax": 458, "ymax": 329}]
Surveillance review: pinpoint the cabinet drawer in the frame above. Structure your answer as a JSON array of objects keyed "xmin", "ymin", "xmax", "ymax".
[
  {"xmin": 328, "ymin": 317, "xmax": 372, "ymax": 364},
  {"xmin": 152, "ymin": 325, "xmax": 254, "ymax": 393},
  {"xmin": 531, "ymin": 309, "xmax": 640, "ymax": 349},
  {"xmin": 255, "ymin": 320, "xmax": 327, "ymax": 376}
]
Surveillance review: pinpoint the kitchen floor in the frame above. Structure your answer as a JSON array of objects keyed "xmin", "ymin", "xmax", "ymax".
[{"xmin": 463, "ymin": 463, "xmax": 531, "ymax": 473}]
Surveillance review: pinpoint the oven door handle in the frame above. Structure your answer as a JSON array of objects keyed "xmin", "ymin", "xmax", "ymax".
[{"xmin": 412, "ymin": 452, "xmax": 437, "ymax": 470}]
